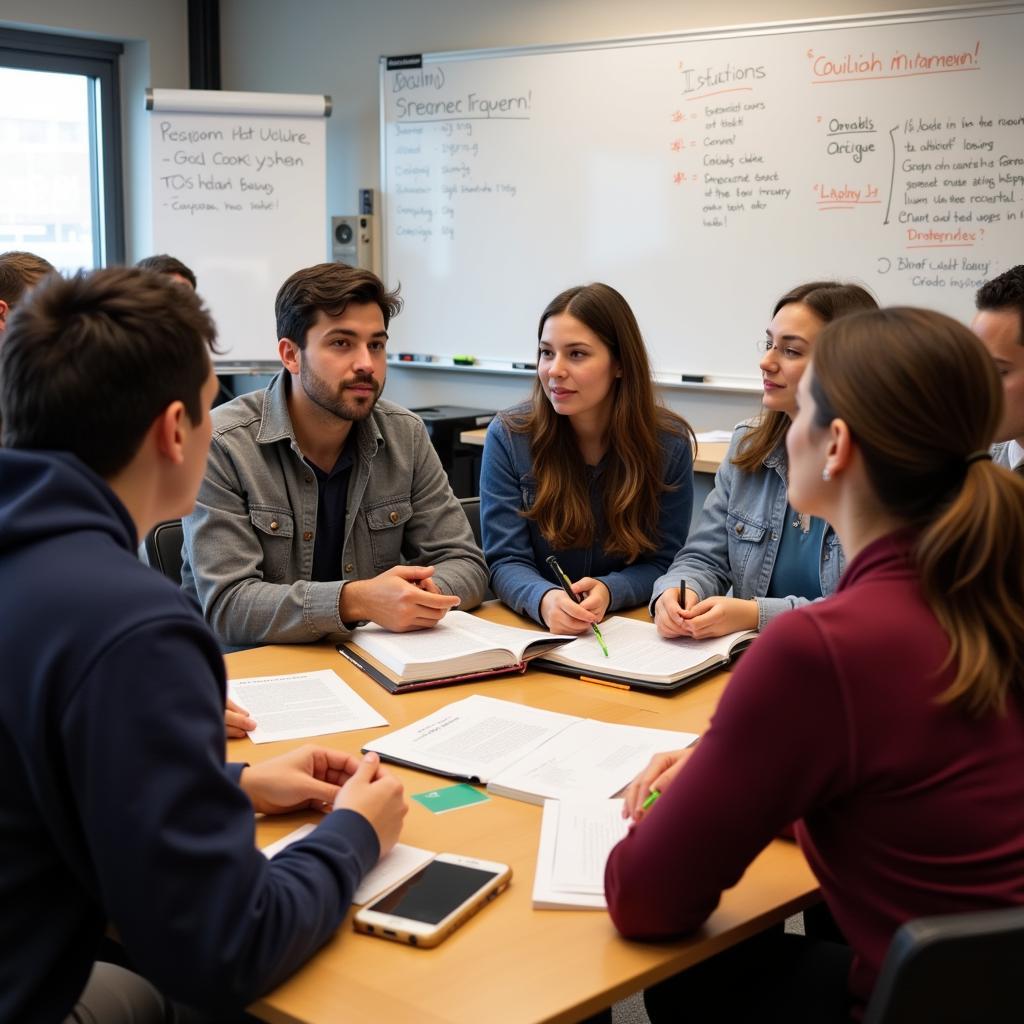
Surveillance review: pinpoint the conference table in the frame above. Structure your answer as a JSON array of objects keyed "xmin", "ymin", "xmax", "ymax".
[{"xmin": 231, "ymin": 602, "xmax": 818, "ymax": 1024}]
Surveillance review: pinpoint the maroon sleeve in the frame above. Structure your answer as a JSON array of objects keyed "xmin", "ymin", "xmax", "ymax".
[{"xmin": 604, "ymin": 610, "xmax": 850, "ymax": 939}]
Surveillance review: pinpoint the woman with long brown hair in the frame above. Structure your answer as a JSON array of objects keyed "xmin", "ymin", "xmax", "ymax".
[
  {"xmin": 653, "ymin": 281, "xmax": 877, "ymax": 639},
  {"xmin": 607, "ymin": 307, "xmax": 1024, "ymax": 1022},
  {"xmin": 480, "ymin": 282, "xmax": 694, "ymax": 632}
]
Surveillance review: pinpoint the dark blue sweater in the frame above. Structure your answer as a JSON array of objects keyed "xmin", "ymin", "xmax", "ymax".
[{"xmin": 0, "ymin": 450, "xmax": 379, "ymax": 1022}]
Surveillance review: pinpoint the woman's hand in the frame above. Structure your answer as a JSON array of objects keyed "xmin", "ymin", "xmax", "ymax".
[
  {"xmin": 572, "ymin": 577, "xmax": 610, "ymax": 621},
  {"xmin": 681, "ymin": 596, "xmax": 759, "ymax": 639},
  {"xmin": 540, "ymin": 588, "xmax": 599, "ymax": 634},
  {"xmin": 621, "ymin": 748, "xmax": 695, "ymax": 822},
  {"xmin": 654, "ymin": 587, "xmax": 699, "ymax": 637}
]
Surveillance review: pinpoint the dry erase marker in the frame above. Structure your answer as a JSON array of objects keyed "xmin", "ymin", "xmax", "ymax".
[
  {"xmin": 545, "ymin": 555, "xmax": 609, "ymax": 657},
  {"xmin": 681, "ymin": 374, "xmax": 707, "ymax": 383},
  {"xmin": 512, "ymin": 361, "xmax": 537, "ymax": 370},
  {"xmin": 641, "ymin": 789, "xmax": 661, "ymax": 811},
  {"xmin": 453, "ymin": 354, "xmax": 476, "ymax": 365}
]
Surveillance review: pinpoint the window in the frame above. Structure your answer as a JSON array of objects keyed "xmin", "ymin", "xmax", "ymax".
[{"xmin": 0, "ymin": 28, "xmax": 124, "ymax": 270}]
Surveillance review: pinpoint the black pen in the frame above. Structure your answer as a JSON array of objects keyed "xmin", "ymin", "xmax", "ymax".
[{"xmin": 545, "ymin": 555, "xmax": 609, "ymax": 656}]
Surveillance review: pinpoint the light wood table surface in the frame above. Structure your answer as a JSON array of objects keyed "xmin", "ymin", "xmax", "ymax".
[
  {"xmin": 458, "ymin": 427, "xmax": 727, "ymax": 475},
  {"xmin": 230, "ymin": 602, "xmax": 817, "ymax": 1024}
]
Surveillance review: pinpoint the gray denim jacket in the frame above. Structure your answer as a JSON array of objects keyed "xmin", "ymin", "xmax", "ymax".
[
  {"xmin": 181, "ymin": 372, "xmax": 487, "ymax": 646},
  {"xmin": 650, "ymin": 421, "xmax": 844, "ymax": 630}
]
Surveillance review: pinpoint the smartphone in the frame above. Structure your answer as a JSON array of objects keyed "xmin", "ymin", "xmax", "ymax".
[{"xmin": 354, "ymin": 852, "xmax": 511, "ymax": 947}]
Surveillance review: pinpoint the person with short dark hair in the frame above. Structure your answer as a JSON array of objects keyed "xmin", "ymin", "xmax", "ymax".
[
  {"xmin": 974, "ymin": 264, "xmax": 1024, "ymax": 472},
  {"xmin": 181, "ymin": 262, "xmax": 487, "ymax": 662},
  {"xmin": 608, "ymin": 307, "xmax": 1024, "ymax": 1022},
  {"xmin": 135, "ymin": 252, "xmax": 197, "ymax": 290},
  {"xmin": 0, "ymin": 249, "xmax": 55, "ymax": 331},
  {"xmin": 0, "ymin": 268, "xmax": 407, "ymax": 1022}
]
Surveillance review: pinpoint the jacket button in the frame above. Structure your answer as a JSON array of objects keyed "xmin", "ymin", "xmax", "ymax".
[
  {"xmin": 303, "ymin": 531, "xmax": 313, "ymax": 542},
  {"xmin": 735, "ymin": 523, "xmax": 744, "ymax": 535},
  {"xmin": 345, "ymin": 563, "xmax": 354, "ymax": 574},
  {"xmin": 270, "ymin": 520, "xmax": 279, "ymax": 531},
  {"xmin": 389, "ymin": 511, "xmax": 399, "ymax": 524}
]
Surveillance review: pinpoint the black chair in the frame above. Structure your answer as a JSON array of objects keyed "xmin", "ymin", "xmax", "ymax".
[
  {"xmin": 143, "ymin": 518, "xmax": 185, "ymax": 586},
  {"xmin": 458, "ymin": 496, "xmax": 495, "ymax": 602},
  {"xmin": 863, "ymin": 905, "xmax": 1024, "ymax": 1024},
  {"xmin": 458, "ymin": 495, "xmax": 483, "ymax": 548}
]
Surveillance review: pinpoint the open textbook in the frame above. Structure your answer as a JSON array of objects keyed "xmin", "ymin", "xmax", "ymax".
[
  {"xmin": 532, "ymin": 799, "xmax": 629, "ymax": 910},
  {"xmin": 534, "ymin": 615, "xmax": 758, "ymax": 692},
  {"xmin": 362, "ymin": 694, "xmax": 698, "ymax": 806},
  {"xmin": 338, "ymin": 610, "xmax": 575, "ymax": 692}
]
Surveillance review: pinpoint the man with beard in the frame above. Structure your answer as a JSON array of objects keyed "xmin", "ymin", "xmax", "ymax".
[{"xmin": 181, "ymin": 263, "xmax": 487, "ymax": 671}]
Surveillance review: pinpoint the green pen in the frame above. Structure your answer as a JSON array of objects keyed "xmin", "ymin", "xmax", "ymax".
[
  {"xmin": 641, "ymin": 789, "xmax": 660, "ymax": 811},
  {"xmin": 545, "ymin": 555, "xmax": 609, "ymax": 657}
]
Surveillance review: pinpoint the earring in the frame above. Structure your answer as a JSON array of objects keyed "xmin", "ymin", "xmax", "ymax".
[{"xmin": 822, "ymin": 467, "xmax": 832, "ymax": 482}]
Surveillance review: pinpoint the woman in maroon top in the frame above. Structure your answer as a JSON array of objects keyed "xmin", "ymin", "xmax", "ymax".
[{"xmin": 605, "ymin": 308, "xmax": 1024, "ymax": 1022}]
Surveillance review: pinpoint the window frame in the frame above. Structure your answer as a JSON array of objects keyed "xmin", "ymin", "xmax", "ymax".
[{"xmin": 0, "ymin": 26, "xmax": 125, "ymax": 266}]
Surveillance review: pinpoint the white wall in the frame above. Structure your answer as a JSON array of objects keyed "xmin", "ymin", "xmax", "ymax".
[
  {"xmin": 1, "ymin": 0, "xmax": 189, "ymax": 260},
  {"xmin": 218, "ymin": 0, "xmax": 989, "ymax": 428}
]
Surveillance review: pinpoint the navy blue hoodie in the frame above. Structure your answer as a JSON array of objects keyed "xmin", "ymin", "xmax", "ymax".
[{"xmin": 0, "ymin": 450, "xmax": 379, "ymax": 1021}]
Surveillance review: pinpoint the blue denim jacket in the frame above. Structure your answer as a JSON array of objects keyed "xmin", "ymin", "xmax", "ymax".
[
  {"xmin": 480, "ymin": 407, "xmax": 694, "ymax": 624},
  {"xmin": 651, "ymin": 421, "xmax": 844, "ymax": 629}
]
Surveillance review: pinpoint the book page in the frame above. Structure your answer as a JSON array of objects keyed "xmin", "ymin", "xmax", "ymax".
[
  {"xmin": 363, "ymin": 694, "xmax": 579, "ymax": 782},
  {"xmin": 229, "ymin": 669, "xmax": 387, "ymax": 744},
  {"xmin": 490, "ymin": 718, "xmax": 698, "ymax": 803},
  {"xmin": 353, "ymin": 611, "xmax": 573, "ymax": 676},
  {"xmin": 543, "ymin": 616, "xmax": 750, "ymax": 681}
]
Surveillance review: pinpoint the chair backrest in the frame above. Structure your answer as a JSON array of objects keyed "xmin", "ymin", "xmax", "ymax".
[
  {"xmin": 144, "ymin": 519, "xmax": 185, "ymax": 587},
  {"xmin": 459, "ymin": 495, "xmax": 483, "ymax": 548},
  {"xmin": 458, "ymin": 495, "xmax": 495, "ymax": 602},
  {"xmin": 863, "ymin": 905, "xmax": 1024, "ymax": 1024}
]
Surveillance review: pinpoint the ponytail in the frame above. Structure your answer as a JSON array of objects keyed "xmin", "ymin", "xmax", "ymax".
[
  {"xmin": 812, "ymin": 307, "xmax": 1024, "ymax": 717},
  {"xmin": 917, "ymin": 460, "xmax": 1024, "ymax": 715}
]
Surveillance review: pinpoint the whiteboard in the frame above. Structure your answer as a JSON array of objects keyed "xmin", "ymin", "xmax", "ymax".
[
  {"xmin": 380, "ymin": 5, "xmax": 1024, "ymax": 385},
  {"xmin": 148, "ymin": 89, "xmax": 329, "ymax": 366}
]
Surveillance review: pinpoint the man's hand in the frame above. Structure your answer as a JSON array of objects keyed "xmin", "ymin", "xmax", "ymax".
[
  {"xmin": 239, "ymin": 745, "xmax": 362, "ymax": 815},
  {"xmin": 225, "ymin": 696, "xmax": 256, "ymax": 739},
  {"xmin": 334, "ymin": 752, "xmax": 408, "ymax": 857},
  {"xmin": 340, "ymin": 565, "xmax": 460, "ymax": 631}
]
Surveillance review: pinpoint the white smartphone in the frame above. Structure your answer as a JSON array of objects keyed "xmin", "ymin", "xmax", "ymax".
[{"xmin": 353, "ymin": 852, "xmax": 511, "ymax": 947}]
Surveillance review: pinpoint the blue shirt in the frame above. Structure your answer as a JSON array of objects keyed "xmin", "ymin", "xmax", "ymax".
[
  {"xmin": 651, "ymin": 421, "xmax": 844, "ymax": 631},
  {"xmin": 480, "ymin": 406, "xmax": 694, "ymax": 624},
  {"xmin": 767, "ymin": 508, "xmax": 826, "ymax": 600}
]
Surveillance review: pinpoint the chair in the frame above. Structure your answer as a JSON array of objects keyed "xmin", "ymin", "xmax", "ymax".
[
  {"xmin": 143, "ymin": 518, "xmax": 185, "ymax": 586},
  {"xmin": 863, "ymin": 905, "xmax": 1024, "ymax": 1024},
  {"xmin": 458, "ymin": 495, "xmax": 483, "ymax": 548},
  {"xmin": 458, "ymin": 496, "xmax": 495, "ymax": 602}
]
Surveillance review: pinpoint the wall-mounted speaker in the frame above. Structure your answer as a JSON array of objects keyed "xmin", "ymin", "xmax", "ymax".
[{"xmin": 331, "ymin": 215, "xmax": 373, "ymax": 269}]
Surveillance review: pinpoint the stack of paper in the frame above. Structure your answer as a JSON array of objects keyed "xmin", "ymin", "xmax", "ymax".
[{"xmin": 532, "ymin": 799, "xmax": 629, "ymax": 910}]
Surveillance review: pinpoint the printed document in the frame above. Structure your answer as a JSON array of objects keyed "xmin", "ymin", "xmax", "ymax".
[
  {"xmin": 229, "ymin": 669, "xmax": 387, "ymax": 744},
  {"xmin": 533, "ymin": 799, "xmax": 629, "ymax": 909}
]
